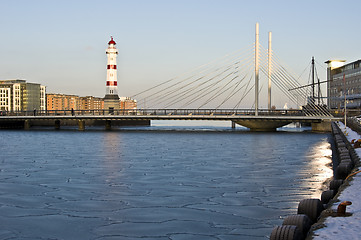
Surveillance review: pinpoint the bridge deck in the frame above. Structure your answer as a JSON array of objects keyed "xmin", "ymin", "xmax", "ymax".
[
  {"xmin": 0, "ymin": 113, "xmax": 339, "ymax": 122},
  {"xmin": 0, "ymin": 109, "xmax": 341, "ymax": 131}
]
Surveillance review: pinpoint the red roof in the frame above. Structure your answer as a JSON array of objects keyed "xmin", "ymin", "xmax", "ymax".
[{"xmin": 108, "ymin": 36, "xmax": 116, "ymax": 45}]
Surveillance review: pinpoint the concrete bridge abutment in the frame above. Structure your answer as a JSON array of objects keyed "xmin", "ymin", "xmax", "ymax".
[{"xmin": 311, "ymin": 120, "xmax": 332, "ymax": 132}]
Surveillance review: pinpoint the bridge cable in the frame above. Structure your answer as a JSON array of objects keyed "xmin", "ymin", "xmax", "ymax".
[
  {"xmin": 214, "ymin": 63, "xmax": 254, "ymax": 109},
  {"xmin": 160, "ymin": 61, "xmax": 244, "ymax": 108},
  {"xmin": 156, "ymin": 52, "xmax": 253, "ymax": 108},
  {"xmin": 186, "ymin": 57, "xmax": 253, "ymax": 109},
  {"xmin": 233, "ymin": 75, "xmax": 254, "ymax": 109},
  {"xmin": 197, "ymin": 58, "xmax": 254, "ymax": 108},
  {"xmin": 131, "ymin": 45, "xmax": 252, "ymax": 99},
  {"xmin": 265, "ymin": 49, "xmax": 331, "ymax": 116},
  {"xmin": 132, "ymin": 45, "xmax": 254, "ymax": 108},
  {"xmin": 141, "ymin": 48, "xmax": 253, "ymax": 108},
  {"xmin": 259, "ymin": 45, "xmax": 331, "ymax": 116},
  {"xmin": 215, "ymin": 74, "xmax": 252, "ymax": 109}
]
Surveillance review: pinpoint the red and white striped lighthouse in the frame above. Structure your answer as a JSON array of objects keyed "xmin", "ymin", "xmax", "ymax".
[
  {"xmin": 105, "ymin": 36, "xmax": 119, "ymax": 96},
  {"xmin": 104, "ymin": 36, "xmax": 120, "ymax": 111}
]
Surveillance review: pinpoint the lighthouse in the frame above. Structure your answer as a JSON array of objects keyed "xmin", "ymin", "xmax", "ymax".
[{"xmin": 104, "ymin": 36, "xmax": 120, "ymax": 112}]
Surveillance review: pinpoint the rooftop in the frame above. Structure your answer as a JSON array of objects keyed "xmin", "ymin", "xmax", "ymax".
[
  {"xmin": 108, "ymin": 36, "xmax": 116, "ymax": 45},
  {"xmin": 0, "ymin": 79, "xmax": 27, "ymax": 84}
]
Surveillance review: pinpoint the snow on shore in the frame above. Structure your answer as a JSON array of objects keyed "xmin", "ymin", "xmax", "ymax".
[{"xmin": 312, "ymin": 122, "xmax": 361, "ymax": 240}]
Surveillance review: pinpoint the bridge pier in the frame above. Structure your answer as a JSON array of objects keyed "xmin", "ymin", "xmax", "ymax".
[
  {"xmin": 311, "ymin": 120, "xmax": 331, "ymax": 132},
  {"xmin": 105, "ymin": 120, "xmax": 111, "ymax": 130},
  {"xmin": 54, "ymin": 120, "xmax": 61, "ymax": 130},
  {"xmin": 24, "ymin": 120, "xmax": 31, "ymax": 130},
  {"xmin": 231, "ymin": 121, "xmax": 236, "ymax": 129},
  {"xmin": 78, "ymin": 120, "xmax": 85, "ymax": 131},
  {"xmin": 235, "ymin": 120, "xmax": 291, "ymax": 131}
]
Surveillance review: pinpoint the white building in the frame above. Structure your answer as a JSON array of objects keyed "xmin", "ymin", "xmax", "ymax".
[{"xmin": 0, "ymin": 79, "xmax": 46, "ymax": 112}]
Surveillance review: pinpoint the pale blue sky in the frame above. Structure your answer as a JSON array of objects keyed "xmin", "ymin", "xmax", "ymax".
[{"xmin": 0, "ymin": 0, "xmax": 359, "ymax": 107}]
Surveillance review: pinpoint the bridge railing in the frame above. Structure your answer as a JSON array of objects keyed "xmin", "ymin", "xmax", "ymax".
[
  {"xmin": 0, "ymin": 108, "xmax": 305, "ymax": 117},
  {"xmin": 134, "ymin": 109, "xmax": 304, "ymax": 116}
]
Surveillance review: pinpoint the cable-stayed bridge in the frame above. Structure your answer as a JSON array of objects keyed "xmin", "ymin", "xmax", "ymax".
[
  {"xmin": 131, "ymin": 25, "xmax": 325, "ymax": 113},
  {"xmin": 122, "ymin": 23, "xmax": 337, "ymax": 130},
  {"xmin": 0, "ymin": 24, "xmax": 339, "ymax": 131}
]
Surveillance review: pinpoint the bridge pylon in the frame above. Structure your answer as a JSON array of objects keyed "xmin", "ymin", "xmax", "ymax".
[{"xmin": 255, "ymin": 23, "xmax": 260, "ymax": 116}]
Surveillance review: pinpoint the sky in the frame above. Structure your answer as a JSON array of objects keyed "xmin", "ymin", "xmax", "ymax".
[{"xmin": 0, "ymin": 0, "xmax": 360, "ymax": 108}]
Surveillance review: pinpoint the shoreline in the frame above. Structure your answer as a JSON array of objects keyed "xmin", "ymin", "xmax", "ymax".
[{"xmin": 309, "ymin": 120, "xmax": 361, "ymax": 239}]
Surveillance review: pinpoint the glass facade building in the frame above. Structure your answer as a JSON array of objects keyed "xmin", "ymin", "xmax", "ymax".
[
  {"xmin": 326, "ymin": 59, "xmax": 361, "ymax": 109},
  {"xmin": 0, "ymin": 79, "xmax": 46, "ymax": 111}
]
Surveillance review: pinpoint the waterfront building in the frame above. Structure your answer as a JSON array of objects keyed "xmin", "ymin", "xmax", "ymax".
[
  {"xmin": 120, "ymin": 97, "xmax": 137, "ymax": 110},
  {"xmin": 47, "ymin": 94, "xmax": 105, "ymax": 111},
  {"xmin": 104, "ymin": 36, "xmax": 120, "ymax": 111},
  {"xmin": 326, "ymin": 59, "xmax": 361, "ymax": 109},
  {"xmin": 47, "ymin": 93, "xmax": 80, "ymax": 110},
  {"xmin": 0, "ymin": 79, "xmax": 46, "ymax": 111},
  {"xmin": 46, "ymin": 93, "xmax": 135, "ymax": 111},
  {"xmin": 79, "ymin": 96, "xmax": 104, "ymax": 111}
]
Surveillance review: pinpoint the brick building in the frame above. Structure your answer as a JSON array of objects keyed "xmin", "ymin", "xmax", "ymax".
[{"xmin": 47, "ymin": 93, "xmax": 80, "ymax": 110}]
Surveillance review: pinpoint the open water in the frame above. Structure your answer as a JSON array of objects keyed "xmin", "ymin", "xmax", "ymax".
[{"xmin": 0, "ymin": 122, "xmax": 333, "ymax": 239}]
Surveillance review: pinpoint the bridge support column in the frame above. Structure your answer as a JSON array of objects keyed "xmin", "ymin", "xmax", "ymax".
[
  {"xmin": 55, "ymin": 120, "xmax": 61, "ymax": 130},
  {"xmin": 235, "ymin": 120, "xmax": 291, "ymax": 132},
  {"xmin": 231, "ymin": 121, "xmax": 236, "ymax": 129},
  {"xmin": 311, "ymin": 120, "xmax": 331, "ymax": 132},
  {"xmin": 105, "ymin": 120, "xmax": 111, "ymax": 130},
  {"xmin": 255, "ymin": 22, "xmax": 260, "ymax": 116},
  {"xmin": 24, "ymin": 120, "xmax": 31, "ymax": 130},
  {"xmin": 78, "ymin": 120, "xmax": 85, "ymax": 131}
]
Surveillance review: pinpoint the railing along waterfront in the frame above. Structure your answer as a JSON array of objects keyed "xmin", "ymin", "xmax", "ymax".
[{"xmin": 0, "ymin": 109, "xmax": 306, "ymax": 117}]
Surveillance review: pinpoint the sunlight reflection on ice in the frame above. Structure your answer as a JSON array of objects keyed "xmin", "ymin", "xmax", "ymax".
[{"xmin": 304, "ymin": 140, "xmax": 333, "ymax": 199}]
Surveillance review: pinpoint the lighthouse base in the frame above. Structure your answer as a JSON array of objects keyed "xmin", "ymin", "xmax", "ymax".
[{"xmin": 104, "ymin": 94, "xmax": 120, "ymax": 114}]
